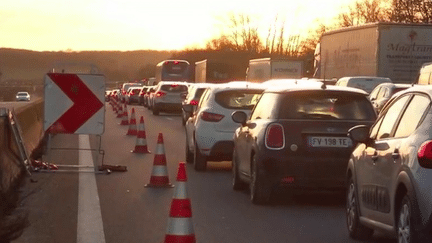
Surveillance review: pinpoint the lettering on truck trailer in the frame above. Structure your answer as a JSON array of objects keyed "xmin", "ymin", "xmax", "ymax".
[{"xmin": 274, "ymin": 68, "xmax": 299, "ymax": 73}]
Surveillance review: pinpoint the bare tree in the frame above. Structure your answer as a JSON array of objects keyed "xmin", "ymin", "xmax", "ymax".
[
  {"xmin": 335, "ymin": 0, "xmax": 390, "ymax": 27},
  {"xmin": 214, "ymin": 13, "xmax": 263, "ymax": 52},
  {"xmin": 205, "ymin": 35, "xmax": 236, "ymax": 51},
  {"xmin": 389, "ymin": 0, "xmax": 432, "ymax": 23}
]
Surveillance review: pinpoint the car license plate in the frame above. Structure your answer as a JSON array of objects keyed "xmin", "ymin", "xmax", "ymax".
[{"xmin": 307, "ymin": 136, "xmax": 352, "ymax": 147}]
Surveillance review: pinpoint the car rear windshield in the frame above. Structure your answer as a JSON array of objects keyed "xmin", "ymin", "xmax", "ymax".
[
  {"xmin": 215, "ymin": 89, "xmax": 264, "ymax": 109},
  {"xmin": 278, "ymin": 91, "xmax": 376, "ymax": 120},
  {"xmin": 161, "ymin": 84, "xmax": 188, "ymax": 92}
]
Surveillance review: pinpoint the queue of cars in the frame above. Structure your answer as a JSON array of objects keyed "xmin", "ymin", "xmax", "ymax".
[{"xmin": 105, "ymin": 77, "xmax": 432, "ymax": 242}]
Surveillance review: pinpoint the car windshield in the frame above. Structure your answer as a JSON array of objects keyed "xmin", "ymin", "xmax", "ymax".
[
  {"xmin": 215, "ymin": 89, "xmax": 264, "ymax": 109},
  {"xmin": 278, "ymin": 91, "xmax": 376, "ymax": 120}
]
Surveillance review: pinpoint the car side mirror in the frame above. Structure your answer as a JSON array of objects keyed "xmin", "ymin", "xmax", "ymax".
[
  {"xmin": 231, "ymin": 111, "xmax": 248, "ymax": 125},
  {"xmin": 348, "ymin": 125, "xmax": 373, "ymax": 146}
]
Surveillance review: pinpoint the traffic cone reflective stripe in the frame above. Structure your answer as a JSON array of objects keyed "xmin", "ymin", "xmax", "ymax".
[
  {"xmin": 132, "ymin": 116, "xmax": 150, "ymax": 153},
  {"xmin": 164, "ymin": 162, "xmax": 195, "ymax": 243},
  {"xmin": 120, "ymin": 105, "xmax": 129, "ymax": 125},
  {"xmin": 126, "ymin": 108, "xmax": 137, "ymax": 135},
  {"xmin": 145, "ymin": 133, "xmax": 173, "ymax": 187},
  {"xmin": 165, "ymin": 218, "xmax": 195, "ymax": 242},
  {"xmin": 149, "ymin": 165, "xmax": 171, "ymax": 185},
  {"xmin": 116, "ymin": 105, "xmax": 123, "ymax": 118}
]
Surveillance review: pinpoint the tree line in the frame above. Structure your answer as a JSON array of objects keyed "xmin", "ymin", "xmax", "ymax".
[{"xmin": 169, "ymin": 0, "xmax": 432, "ymax": 78}]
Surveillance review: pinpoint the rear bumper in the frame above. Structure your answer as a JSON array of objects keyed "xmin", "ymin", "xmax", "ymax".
[
  {"xmin": 256, "ymin": 152, "xmax": 349, "ymax": 190},
  {"xmin": 207, "ymin": 141, "xmax": 234, "ymax": 161},
  {"xmin": 154, "ymin": 103, "xmax": 182, "ymax": 112},
  {"xmin": 196, "ymin": 130, "xmax": 235, "ymax": 160}
]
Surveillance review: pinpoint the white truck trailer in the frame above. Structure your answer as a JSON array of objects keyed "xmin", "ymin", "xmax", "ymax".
[
  {"xmin": 246, "ymin": 58, "xmax": 303, "ymax": 82},
  {"xmin": 314, "ymin": 22, "xmax": 432, "ymax": 83},
  {"xmin": 195, "ymin": 59, "xmax": 234, "ymax": 83}
]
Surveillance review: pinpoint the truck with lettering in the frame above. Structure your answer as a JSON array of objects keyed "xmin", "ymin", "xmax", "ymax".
[
  {"xmin": 245, "ymin": 58, "xmax": 303, "ymax": 82},
  {"xmin": 194, "ymin": 59, "xmax": 235, "ymax": 83},
  {"xmin": 313, "ymin": 22, "xmax": 432, "ymax": 83}
]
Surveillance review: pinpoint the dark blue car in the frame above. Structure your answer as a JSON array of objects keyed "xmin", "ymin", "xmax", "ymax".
[{"xmin": 231, "ymin": 82, "xmax": 377, "ymax": 205}]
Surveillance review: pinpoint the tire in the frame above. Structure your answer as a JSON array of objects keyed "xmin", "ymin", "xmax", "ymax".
[
  {"xmin": 193, "ymin": 141, "xmax": 207, "ymax": 171},
  {"xmin": 250, "ymin": 154, "xmax": 271, "ymax": 205},
  {"xmin": 397, "ymin": 194, "xmax": 424, "ymax": 243},
  {"xmin": 181, "ymin": 112, "xmax": 187, "ymax": 126},
  {"xmin": 185, "ymin": 136, "xmax": 194, "ymax": 164},
  {"xmin": 346, "ymin": 176, "xmax": 374, "ymax": 240},
  {"xmin": 232, "ymin": 149, "xmax": 247, "ymax": 191},
  {"xmin": 152, "ymin": 107, "xmax": 159, "ymax": 115}
]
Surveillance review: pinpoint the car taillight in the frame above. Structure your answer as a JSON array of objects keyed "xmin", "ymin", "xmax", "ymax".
[
  {"xmin": 190, "ymin": 100, "xmax": 198, "ymax": 106},
  {"xmin": 156, "ymin": 91, "xmax": 166, "ymax": 97},
  {"xmin": 418, "ymin": 140, "xmax": 432, "ymax": 168},
  {"xmin": 201, "ymin": 112, "xmax": 224, "ymax": 122},
  {"xmin": 265, "ymin": 124, "xmax": 285, "ymax": 149}
]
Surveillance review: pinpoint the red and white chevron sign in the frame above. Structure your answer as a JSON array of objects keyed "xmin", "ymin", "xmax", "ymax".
[{"xmin": 44, "ymin": 73, "xmax": 105, "ymax": 134}]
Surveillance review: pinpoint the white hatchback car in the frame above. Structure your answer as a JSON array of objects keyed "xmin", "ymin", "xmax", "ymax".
[{"xmin": 184, "ymin": 82, "xmax": 266, "ymax": 171}]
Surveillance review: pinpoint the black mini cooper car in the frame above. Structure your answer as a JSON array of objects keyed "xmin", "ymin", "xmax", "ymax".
[{"xmin": 231, "ymin": 81, "xmax": 377, "ymax": 204}]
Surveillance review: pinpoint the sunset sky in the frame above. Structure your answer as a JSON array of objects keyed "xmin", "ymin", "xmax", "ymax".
[{"xmin": 2, "ymin": 0, "xmax": 356, "ymax": 52}]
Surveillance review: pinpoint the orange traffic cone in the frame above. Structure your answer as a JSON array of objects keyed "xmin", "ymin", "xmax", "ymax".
[
  {"xmin": 120, "ymin": 104, "xmax": 129, "ymax": 125},
  {"xmin": 145, "ymin": 133, "xmax": 173, "ymax": 188},
  {"xmin": 131, "ymin": 116, "xmax": 150, "ymax": 153},
  {"xmin": 126, "ymin": 108, "xmax": 137, "ymax": 135},
  {"xmin": 164, "ymin": 162, "xmax": 195, "ymax": 243},
  {"xmin": 116, "ymin": 104, "xmax": 123, "ymax": 118},
  {"xmin": 113, "ymin": 98, "xmax": 118, "ymax": 112}
]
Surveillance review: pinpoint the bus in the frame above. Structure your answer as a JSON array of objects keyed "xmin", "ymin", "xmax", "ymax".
[{"xmin": 155, "ymin": 60, "xmax": 190, "ymax": 84}]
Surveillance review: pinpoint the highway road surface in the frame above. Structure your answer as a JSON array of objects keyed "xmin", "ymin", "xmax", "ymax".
[{"xmin": 12, "ymin": 103, "xmax": 397, "ymax": 243}]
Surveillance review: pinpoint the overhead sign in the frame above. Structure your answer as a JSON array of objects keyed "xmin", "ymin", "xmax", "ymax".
[{"xmin": 44, "ymin": 73, "xmax": 105, "ymax": 135}]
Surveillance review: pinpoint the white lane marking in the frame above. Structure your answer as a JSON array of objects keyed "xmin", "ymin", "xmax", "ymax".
[
  {"xmin": 77, "ymin": 135, "xmax": 106, "ymax": 243},
  {"xmin": 166, "ymin": 117, "xmax": 173, "ymax": 121}
]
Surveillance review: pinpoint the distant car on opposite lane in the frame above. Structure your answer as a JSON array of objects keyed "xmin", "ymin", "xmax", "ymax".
[{"xmin": 15, "ymin": 92, "xmax": 30, "ymax": 101}]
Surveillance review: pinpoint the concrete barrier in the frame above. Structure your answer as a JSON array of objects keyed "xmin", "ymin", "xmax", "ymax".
[{"xmin": 0, "ymin": 99, "xmax": 44, "ymax": 242}]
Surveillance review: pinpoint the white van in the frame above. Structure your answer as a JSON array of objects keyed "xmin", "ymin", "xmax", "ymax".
[
  {"xmin": 417, "ymin": 62, "xmax": 432, "ymax": 85},
  {"xmin": 335, "ymin": 76, "xmax": 392, "ymax": 94}
]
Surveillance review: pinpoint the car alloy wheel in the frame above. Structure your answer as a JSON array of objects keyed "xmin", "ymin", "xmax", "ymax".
[
  {"xmin": 398, "ymin": 195, "xmax": 413, "ymax": 243},
  {"xmin": 232, "ymin": 149, "xmax": 247, "ymax": 191},
  {"xmin": 193, "ymin": 141, "xmax": 207, "ymax": 171},
  {"xmin": 346, "ymin": 176, "xmax": 373, "ymax": 240},
  {"xmin": 250, "ymin": 154, "xmax": 270, "ymax": 205}
]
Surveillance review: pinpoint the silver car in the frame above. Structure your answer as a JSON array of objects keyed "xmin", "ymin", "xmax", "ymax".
[
  {"xmin": 151, "ymin": 81, "xmax": 189, "ymax": 115},
  {"xmin": 346, "ymin": 85, "xmax": 432, "ymax": 242},
  {"xmin": 369, "ymin": 82, "xmax": 411, "ymax": 113}
]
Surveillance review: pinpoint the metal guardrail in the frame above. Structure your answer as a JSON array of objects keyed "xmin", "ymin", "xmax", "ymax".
[{"xmin": 0, "ymin": 107, "xmax": 32, "ymax": 175}]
